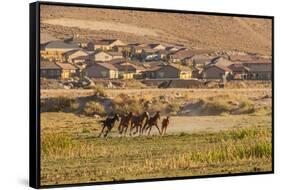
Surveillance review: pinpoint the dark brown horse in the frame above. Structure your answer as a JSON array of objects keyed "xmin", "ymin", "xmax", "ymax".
[
  {"xmin": 118, "ymin": 112, "xmax": 133, "ymax": 135},
  {"xmin": 142, "ymin": 111, "xmax": 161, "ymax": 135},
  {"xmin": 161, "ymin": 116, "xmax": 170, "ymax": 135},
  {"xmin": 98, "ymin": 114, "xmax": 120, "ymax": 138},
  {"xmin": 130, "ymin": 112, "xmax": 150, "ymax": 135}
]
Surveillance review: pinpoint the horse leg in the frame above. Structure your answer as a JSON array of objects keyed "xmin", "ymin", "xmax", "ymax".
[
  {"xmin": 155, "ymin": 124, "xmax": 162, "ymax": 135},
  {"xmin": 133, "ymin": 123, "xmax": 139, "ymax": 134},
  {"xmin": 147, "ymin": 124, "xmax": 153, "ymax": 136},
  {"xmin": 104, "ymin": 125, "xmax": 114, "ymax": 138},
  {"xmin": 98, "ymin": 126, "xmax": 106, "ymax": 137},
  {"xmin": 118, "ymin": 123, "xmax": 123, "ymax": 134},
  {"xmin": 129, "ymin": 123, "xmax": 135, "ymax": 136}
]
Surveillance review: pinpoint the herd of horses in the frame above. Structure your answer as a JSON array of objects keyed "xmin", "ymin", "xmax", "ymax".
[{"xmin": 97, "ymin": 111, "xmax": 170, "ymax": 138}]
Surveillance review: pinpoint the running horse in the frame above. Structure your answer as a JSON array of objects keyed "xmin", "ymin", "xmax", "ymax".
[
  {"xmin": 129, "ymin": 112, "xmax": 150, "ymax": 135},
  {"xmin": 118, "ymin": 112, "xmax": 133, "ymax": 135},
  {"xmin": 98, "ymin": 114, "xmax": 120, "ymax": 138},
  {"xmin": 142, "ymin": 111, "xmax": 161, "ymax": 135}
]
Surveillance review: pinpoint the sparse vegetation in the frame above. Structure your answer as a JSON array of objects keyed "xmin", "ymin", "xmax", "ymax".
[
  {"xmin": 41, "ymin": 112, "xmax": 272, "ymax": 185},
  {"xmin": 83, "ymin": 101, "xmax": 105, "ymax": 116},
  {"xmin": 41, "ymin": 96, "xmax": 78, "ymax": 112}
]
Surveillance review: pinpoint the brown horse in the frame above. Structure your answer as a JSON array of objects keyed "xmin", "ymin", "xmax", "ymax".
[
  {"xmin": 130, "ymin": 112, "xmax": 150, "ymax": 135},
  {"xmin": 161, "ymin": 116, "xmax": 170, "ymax": 135},
  {"xmin": 118, "ymin": 112, "xmax": 133, "ymax": 135},
  {"xmin": 98, "ymin": 114, "xmax": 120, "ymax": 138},
  {"xmin": 142, "ymin": 111, "xmax": 161, "ymax": 135}
]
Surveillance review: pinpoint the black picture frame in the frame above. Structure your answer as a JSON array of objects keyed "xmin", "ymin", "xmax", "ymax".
[{"xmin": 30, "ymin": 1, "xmax": 274, "ymax": 189}]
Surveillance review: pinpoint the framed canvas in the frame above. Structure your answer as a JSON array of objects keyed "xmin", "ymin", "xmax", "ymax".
[{"xmin": 30, "ymin": 1, "xmax": 274, "ymax": 188}]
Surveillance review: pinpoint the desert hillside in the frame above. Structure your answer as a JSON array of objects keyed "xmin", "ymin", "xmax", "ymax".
[{"xmin": 40, "ymin": 5, "xmax": 272, "ymax": 55}]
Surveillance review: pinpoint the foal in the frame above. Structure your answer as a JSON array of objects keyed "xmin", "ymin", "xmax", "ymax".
[
  {"xmin": 161, "ymin": 116, "xmax": 170, "ymax": 135},
  {"xmin": 98, "ymin": 114, "xmax": 120, "ymax": 138}
]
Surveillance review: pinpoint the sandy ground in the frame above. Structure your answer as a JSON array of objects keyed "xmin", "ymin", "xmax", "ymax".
[
  {"xmin": 42, "ymin": 18, "xmax": 160, "ymax": 37},
  {"xmin": 159, "ymin": 115, "xmax": 271, "ymax": 134}
]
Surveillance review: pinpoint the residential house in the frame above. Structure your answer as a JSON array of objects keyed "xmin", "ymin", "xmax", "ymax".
[
  {"xmin": 169, "ymin": 50, "xmax": 194, "ymax": 64},
  {"xmin": 40, "ymin": 61, "xmax": 62, "ymax": 79},
  {"xmin": 202, "ymin": 64, "xmax": 232, "ymax": 79},
  {"xmin": 165, "ymin": 46, "xmax": 182, "ymax": 52},
  {"xmin": 71, "ymin": 55, "xmax": 90, "ymax": 64},
  {"xmin": 228, "ymin": 63, "xmax": 250, "ymax": 80},
  {"xmin": 206, "ymin": 57, "xmax": 234, "ymax": 68},
  {"xmin": 187, "ymin": 54, "xmax": 212, "ymax": 67},
  {"xmin": 41, "ymin": 40, "xmax": 80, "ymax": 60},
  {"xmin": 107, "ymin": 51, "xmax": 124, "ymax": 60},
  {"xmin": 243, "ymin": 60, "xmax": 272, "ymax": 80},
  {"xmin": 56, "ymin": 62, "xmax": 78, "ymax": 79},
  {"xmin": 88, "ymin": 39, "xmax": 126, "ymax": 51},
  {"xmin": 90, "ymin": 51, "xmax": 114, "ymax": 62},
  {"xmin": 86, "ymin": 62, "xmax": 118, "ymax": 79},
  {"xmin": 62, "ymin": 49, "xmax": 89, "ymax": 63},
  {"xmin": 152, "ymin": 64, "xmax": 192, "ymax": 79},
  {"xmin": 157, "ymin": 50, "xmax": 171, "ymax": 60},
  {"xmin": 147, "ymin": 43, "xmax": 166, "ymax": 50},
  {"xmin": 141, "ymin": 48, "xmax": 160, "ymax": 61},
  {"xmin": 130, "ymin": 43, "xmax": 147, "ymax": 56},
  {"xmin": 114, "ymin": 61, "xmax": 145, "ymax": 79}
]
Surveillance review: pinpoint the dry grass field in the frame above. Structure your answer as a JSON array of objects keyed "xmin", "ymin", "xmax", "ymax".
[{"xmin": 40, "ymin": 87, "xmax": 272, "ymax": 185}]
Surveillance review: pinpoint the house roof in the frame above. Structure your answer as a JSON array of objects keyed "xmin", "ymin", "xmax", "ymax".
[
  {"xmin": 56, "ymin": 62, "xmax": 78, "ymax": 70},
  {"xmin": 93, "ymin": 62, "xmax": 118, "ymax": 71},
  {"xmin": 154, "ymin": 64, "xmax": 191, "ymax": 72},
  {"xmin": 212, "ymin": 64, "xmax": 232, "ymax": 72},
  {"xmin": 92, "ymin": 39, "xmax": 122, "ymax": 46},
  {"xmin": 208, "ymin": 57, "xmax": 234, "ymax": 67},
  {"xmin": 242, "ymin": 59, "xmax": 272, "ymax": 64},
  {"xmin": 107, "ymin": 51, "xmax": 123, "ymax": 56},
  {"xmin": 147, "ymin": 43, "xmax": 165, "ymax": 49},
  {"xmin": 45, "ymin": 40, "xmax": 80, "ymax": 50},
  {"xmin": 228, "ymin": 63, "xmax": 250, "ymax": 72},
  {"xmin": 72, "ymin": 55, "xmax": 90, "ymax": 61},
  {"xmin": 40, "ymin": 61, "xmax": 61, "ymax": 70},
  {"xmin": 170, "ymin": 50, "xmax": 194, "ymax": 59},
  {"xmin": 142, "ymin": 48, "xmax": 159, "ymax": 53},
  {"xmin": 93, "ymin": 50, "xmax": 112, "ymax": 56},
  {"xmin": 63, "ymin": 49, "xmax": 89, "ymax": 57}
]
